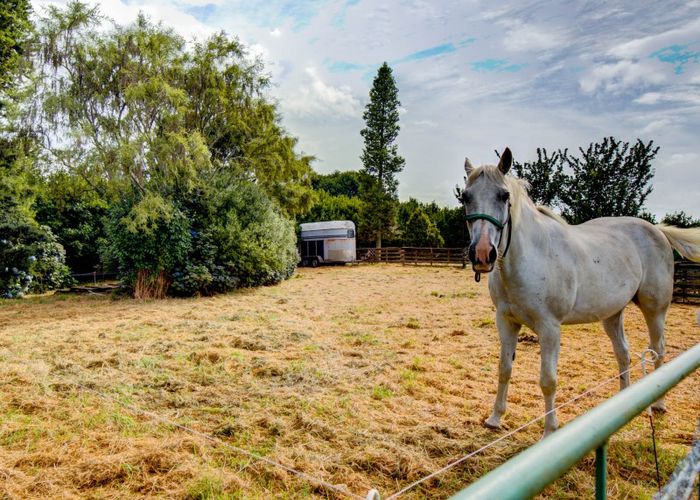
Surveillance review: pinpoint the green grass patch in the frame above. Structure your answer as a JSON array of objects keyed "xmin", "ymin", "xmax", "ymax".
[{"xmin": 371, "ymin": 384, "xmax": 394, "ymax": 400}]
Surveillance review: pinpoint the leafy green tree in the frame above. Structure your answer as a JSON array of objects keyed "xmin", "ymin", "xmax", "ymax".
[
  {"xmin": 390, "ymin": 198, "xmax": 464, "ymax": 248},
  {"xmin": 1, "ymin": 205, "xmax": 71, "ymax": 298},
  {"xmin": 661, "ymin": 211, "xmax": 700, "ymax": 228},
  {"xmin": 300, "ymin": 190, "xmax": 363, "ymax": 226},
  {"xmin": 403, "ymin": 206, "xmax": 444, "ymax": 247},
  {"xmin": 0, "ymin": 0, "xmax": 35, "ymax": 212},
  {"xmin": 430, "ymin": 205, "xmax": 466, "ymax": 248},
  {"xmin": 25, "ymin": 2, "xmax": 307, "ymax": 297},
  {"xmin": 512, "ymin": 148, "xmax": 566, "ymax": 207},
  {"xmin": 34, "ymin": 171, "xmax": 109, "ymax": 272},
  {"xmin": 0, "ymin": 0, "xmax": 72, "ymax": 298},
  {"xmin": 560, "ymin": 137, "xmax": 658, "ymax": 224},
  {"xmin": 359, "ymin": 62, "xmax": 404, "ymax": 247},
  {"xmin": 0, "ymin": 0, "xmax": 31, "ymax": 105},
  {"xmin": 638, "ymin": 211, "xmax": 658, "ymax": 224},
  {"xmin": 312, "ymin": 170, "xmax": 362, "ymax": 198},
  {"xmin": 184, "ymin": 33, "xmax": 316, "ymax": 217}
]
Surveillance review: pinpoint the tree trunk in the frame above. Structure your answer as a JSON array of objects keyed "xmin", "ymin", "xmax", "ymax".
[
  {"xmin": 375, "ymin": 230, "xmax": 382, "ymax": 248},
  {"xmin": 134, "ymin": 269, "xmax": 170, "ymax": 299}
]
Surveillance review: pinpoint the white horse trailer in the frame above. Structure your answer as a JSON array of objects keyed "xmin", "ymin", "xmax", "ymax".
[{"xmin": 299, "ymin": 220, "xmax": 356, "ymax": 267}]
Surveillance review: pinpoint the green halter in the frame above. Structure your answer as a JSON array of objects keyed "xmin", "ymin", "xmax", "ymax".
[
  {"xmin": 464, "ymin": 213, "xmax": 506, "ymax": 230},
  {"xmin": 464, "ymin": 205, "xmax": 513, "ymax": 282}
]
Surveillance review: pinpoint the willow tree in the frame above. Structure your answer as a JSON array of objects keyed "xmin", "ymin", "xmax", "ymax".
[
  {"xmin": 0, "ymin": 0, "xmax": 73, "ymax": 298},
  {"xmin": 360, "ymin": 62, "xmax": 404, "ymax": 248},
  {"xmin": 25, "ymin": 1, "xmax": 313, "ymax": 297},
  {"xmin": 0, "ymin": 0, "xmax": 34, "ymax": 209}
]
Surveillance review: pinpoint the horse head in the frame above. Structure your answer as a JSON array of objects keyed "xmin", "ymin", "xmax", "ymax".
[{"xmin": 458, "ymin": 147, "xmax": 513, "ymax": 274}]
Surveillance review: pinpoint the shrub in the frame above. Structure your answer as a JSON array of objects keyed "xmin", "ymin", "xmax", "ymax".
[
  {"xmin": 106, "ymin": 180, "xmax": 298, "ymax": 298},
  {"xmin": 105, "ymin": 193, "xmax": 192, "ymax": 299},
  {"xmin": 0, "ymin": 209, "xmax": 72, "ymax": 298}
]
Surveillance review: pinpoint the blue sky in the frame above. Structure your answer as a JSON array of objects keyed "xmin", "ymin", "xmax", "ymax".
[{"xmin": 32, "ymin": 0, "xmax": 700, "ymax": 217}]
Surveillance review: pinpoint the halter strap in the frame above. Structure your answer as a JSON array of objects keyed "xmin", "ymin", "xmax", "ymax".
[
  {"xmin": 465, "ymin": 205, "xmax": 513, "ymax": 282},
  {"xmin": 464, "ymin": 213, "xmax": 505, "ymax": 230}
]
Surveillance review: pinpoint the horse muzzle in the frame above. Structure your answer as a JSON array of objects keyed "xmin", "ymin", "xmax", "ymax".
[
  {"xmin": 472, "ymin": 261, "xmax": 494, "ymax": 273},
  {"xmin": 468, "ymin": 241, "xmax": 497, "ymax": 273}
]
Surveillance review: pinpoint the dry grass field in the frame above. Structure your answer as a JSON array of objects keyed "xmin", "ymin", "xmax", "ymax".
[{"xmin": 0, "ymin": 264, "xmax": 698, "ymax": 499}]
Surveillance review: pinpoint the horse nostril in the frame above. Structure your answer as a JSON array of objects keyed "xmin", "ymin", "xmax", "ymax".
[
  {"xmin": 468, "ymin": 244, "xmax": 476, "ymax": 263},
  {"xmin": 489, "ymin": 246, "xmax": 497, "ymax": 263}
]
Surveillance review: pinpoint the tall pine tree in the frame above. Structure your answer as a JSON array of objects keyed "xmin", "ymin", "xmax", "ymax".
[{"xmin": 360, "ymin": 62, "xmax": 404, "ymax": 248}]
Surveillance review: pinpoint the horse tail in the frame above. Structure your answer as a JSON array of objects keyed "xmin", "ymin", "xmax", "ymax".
[{"xmin": 656, "ymin": 224, "xmax": 700, "ymax": 262}]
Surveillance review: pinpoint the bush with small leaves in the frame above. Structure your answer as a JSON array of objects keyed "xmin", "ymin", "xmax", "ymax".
[{"xmin": 0, "ymin": 209, "xmax": 72, "ymax": 298}]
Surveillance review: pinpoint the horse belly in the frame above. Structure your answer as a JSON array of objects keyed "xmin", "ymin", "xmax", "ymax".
[{"xmin": 561, "ymin": 274, "xmax": 638, "ymax": 324}]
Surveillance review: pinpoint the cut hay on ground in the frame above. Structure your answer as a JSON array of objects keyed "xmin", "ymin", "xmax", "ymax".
[{"xmin": 0, "ymin": 264, "xmax": 698, "ymax": 498}]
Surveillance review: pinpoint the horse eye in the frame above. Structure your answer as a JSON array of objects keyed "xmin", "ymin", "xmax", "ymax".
[{"xmin": 498, "ymin": 191, "xmax": 510, "ymax": 202}]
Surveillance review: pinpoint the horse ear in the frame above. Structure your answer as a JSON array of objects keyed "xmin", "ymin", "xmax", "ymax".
[
  {"xmin": 498, "ymin": 147, "xmax": 512, "ymax": 174},
  {"xmin": 464, "ymin": 157, "xmax": 474, "ymax": 177}
]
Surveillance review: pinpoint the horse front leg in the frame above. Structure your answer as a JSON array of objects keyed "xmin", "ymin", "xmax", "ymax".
[
  {"xmin": 538, "ymin": 323, "xmax": 561, "ymax": 437},
  {"xmin": 485, "ymin": 313, "xmax": 521, "ymax": 430}
]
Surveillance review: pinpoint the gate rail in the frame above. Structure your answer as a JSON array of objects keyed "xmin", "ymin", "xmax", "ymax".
[
  {"xmin": 450, "ymin": 342, "xmax": 700, "ymax": 499},
  {"xmin": 357, "ymin": 247, "xmax": 466, "ymax": 267},
  {"xmin": 674, "ymin": 262, "xmax": 700, "ymax": 305}
]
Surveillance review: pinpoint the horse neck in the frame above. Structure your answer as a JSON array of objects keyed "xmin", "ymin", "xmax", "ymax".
[{"xmin": 498, "ymin": 201, "xmax": 549, "ymax": 275}]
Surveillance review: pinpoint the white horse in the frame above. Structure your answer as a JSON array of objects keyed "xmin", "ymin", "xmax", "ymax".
[{"xmin": 458, "ymin": 147, "xmax": 700, "ymax": 436}]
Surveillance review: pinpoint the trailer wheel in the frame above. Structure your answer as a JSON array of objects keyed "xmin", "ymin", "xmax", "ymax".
[{"xmin": 310, "ymin": 257, "xmax": 319, "ymax": 268}]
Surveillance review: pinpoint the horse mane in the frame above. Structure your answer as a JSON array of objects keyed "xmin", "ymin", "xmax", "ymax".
[
  {"xmin": 536, "ymin": 205, "xmax": 568, "ymax": 225},
  {"xmin": 467, "ymin": 165, "xmax": 567, "ymax": 226}
]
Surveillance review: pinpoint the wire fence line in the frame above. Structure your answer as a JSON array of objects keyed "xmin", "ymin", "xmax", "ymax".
[
  {"xmin": 384, "ymin": 354, "xmax": 658, "ymax": 499},
  {"xmin": 82, "ymin": 384, "xmax": 368, "ymax": 500},
  {"xmin": 87, "ymin": 350, "xmax": 667, "ymax": 499},
  {"xmin": 3, "ymin": 343, "xmax": 685, "ymax": 499}
]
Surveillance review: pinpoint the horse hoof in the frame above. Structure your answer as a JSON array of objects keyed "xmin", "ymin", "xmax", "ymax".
[{"xmin": 484, "ymin": 418, "xmax": 501, "ymax": 430}]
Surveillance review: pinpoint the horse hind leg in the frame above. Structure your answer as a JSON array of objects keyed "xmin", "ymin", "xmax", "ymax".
[
  {"xmin": 602, "ymin": 310, "xmax": 631, "ymax": 390},
  {"xmin": 639, "ymin": 300, "xmax": 668, "ymax": 412}
]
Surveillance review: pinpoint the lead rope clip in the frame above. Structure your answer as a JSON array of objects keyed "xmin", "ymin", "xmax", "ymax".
[{"xmin": 474, "ymin": 271, "xmax": 481, "ymax": 283}]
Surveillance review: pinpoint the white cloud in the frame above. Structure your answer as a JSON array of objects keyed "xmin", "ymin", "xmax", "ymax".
[
  {"xmin": 29, "ymin": 0, "xmax": 700, "ymax": 216},
  {"xmin": 175, "ymin": 0, "xmax": 227, "ymax": 5},
  {"xmin": 635, "ymin": 92, "xmax": 662, "ymax": 105},
  {"xmin": 635, "ymin": 88, "xmax": 700, "ymax": 106},
  {"xmin": 32, "ymin": 0, "xmax": 215, "ymax": 40},
  {"xmin": 500, "ymin": 19, "xmax": 566, "ymax": 52},
  {"xmin": 580, "ymin": 17, "xmax": 700, "ymax": 95},
  {"xmin": 282, "ymin": 67, "xmax": 362, "ymax": 119},
  {"xmin": 639, "ymin": 118, "xmax": 671, "ymax": 135},
  {"xmin": 580, "ymin": 60, "xmax": 666, "ymax": 94},
  {"xmin": 668, "ymin": 152, "xmax": 699, "ymax": 166},
  {"xmin": 410, "ymin": 119, "xmax": 438, "ymax": 128},
  {"xmin": 608, "ymin": 18, "xmax": 700, "ymax": 59},
  {"xmin": 247, "ymin": 43, "xmax": 270, "ymax": 62}
]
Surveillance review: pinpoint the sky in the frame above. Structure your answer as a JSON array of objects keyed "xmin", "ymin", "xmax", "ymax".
[{"xmin": 30, "ymin": 0, "xmax": 700, "ymax": 217}]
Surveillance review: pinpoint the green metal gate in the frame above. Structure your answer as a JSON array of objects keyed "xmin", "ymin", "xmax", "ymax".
[{"xmin": 450, "ymin": 342, "xmax": 700, "ymax": 499}]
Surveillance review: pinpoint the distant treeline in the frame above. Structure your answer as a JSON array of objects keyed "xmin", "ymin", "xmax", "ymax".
[
  {"xmin": 303, "ymin": 137, "xmax": 700, "ymax": 250},
  {"xmin": 2, "ymin": 2, "xmax": 698, "ymax": 300},
  {"xmin": 300, "ymin": 171, "xmax": 466, "ymax": 248}
]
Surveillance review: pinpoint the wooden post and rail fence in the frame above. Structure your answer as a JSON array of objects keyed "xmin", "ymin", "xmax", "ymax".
[
  {"xmin": 357, "ymin": 248, "xmax": 700, "ymax": 305},
  {"xmin": 674, "ymin": 261, "xmax": 700, "ymax": 305},
  {"xmin": 356, "ymin": 247, "xmax": 468, "ymax": 267}
]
